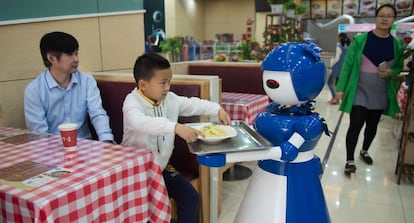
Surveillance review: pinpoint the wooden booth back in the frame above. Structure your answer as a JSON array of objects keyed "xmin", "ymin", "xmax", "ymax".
[{"xmin": 188, "ymin": 62, "xmax": 266, "ymax": 95}]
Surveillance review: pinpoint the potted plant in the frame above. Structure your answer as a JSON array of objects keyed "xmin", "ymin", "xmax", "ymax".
[
  {"xmin": 283, "ymin": 0, "xmax": 297, "ymax": 18},
  {"xmin": 267, "ymin": 0, "xmax": 287, "ymax": 14},
  {"xmin": 294, "ymin": 4, "xmax": 307, "ymax": 20},
  {"xmin": 159, "ymin": 37, "xmax": 182, "ymax": 62}
]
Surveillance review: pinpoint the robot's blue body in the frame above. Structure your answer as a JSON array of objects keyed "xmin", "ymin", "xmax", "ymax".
[{"xmin": 198, "ymin": 41, "xmax": 331, "ymax": 223}]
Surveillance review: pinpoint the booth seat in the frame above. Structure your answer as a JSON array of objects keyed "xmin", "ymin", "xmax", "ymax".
[
  {"xmin": 188, "ymin": 62, "xmax": 266, "ymax": 95},
  {"xmin": 93, "ymin": 74, "xmax": 224, "ymax": 223}
]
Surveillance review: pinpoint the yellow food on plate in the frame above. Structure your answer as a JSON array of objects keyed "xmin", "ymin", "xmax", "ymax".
[{"xmin": 200, "ymin": 125, "xmax": 228, "ymax": 137}]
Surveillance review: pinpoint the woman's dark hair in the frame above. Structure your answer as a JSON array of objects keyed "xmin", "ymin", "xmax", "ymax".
[
  {"xmin": 338, "ymin": 32, "xmax": 351, "ymax": 47},
  {"xmin": 133, "ymin": 52, "xmax": 171, "ymax": 84},
  {"xmin": 40, "ymin": 32, "xmax": 79, "ymax": 67},
  {"xmin": 375, "ymin": 3, "xmax": 397, "ymax": 18}
]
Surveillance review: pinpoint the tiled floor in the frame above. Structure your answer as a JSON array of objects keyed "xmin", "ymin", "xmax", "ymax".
[{"xmin": 218, "ymin": 86, "xmax": 414, "ymax": 223}]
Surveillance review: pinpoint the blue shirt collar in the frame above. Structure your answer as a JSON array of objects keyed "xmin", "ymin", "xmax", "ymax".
[{"xmin": 45, "ymin": 69, "xmax": 79, "ymax": 90}]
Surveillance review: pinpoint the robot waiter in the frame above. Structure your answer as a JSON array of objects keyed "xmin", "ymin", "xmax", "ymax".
[{"xmin": 198, "ymin": 41, "xmax": 331, "ymax": 223}]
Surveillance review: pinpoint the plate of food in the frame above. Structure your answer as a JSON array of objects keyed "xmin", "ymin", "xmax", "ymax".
[{"xmin": 193, "ymin": 124, "xmax": 237, "ymax": 144}]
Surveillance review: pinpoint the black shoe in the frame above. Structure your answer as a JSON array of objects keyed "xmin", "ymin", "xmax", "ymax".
[
  {"xmin": 344, "ymin": 162, "xmax": 357, "ymax": 175},
  {"xmin": 360, "ymin": 151, "xmax": 373, "ymax": 165}
]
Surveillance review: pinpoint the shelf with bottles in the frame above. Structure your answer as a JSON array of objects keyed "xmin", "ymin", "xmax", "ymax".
[
  {"xmin": 200, "ymin": 40, "xmax": 215, "ymax": 60},
  {"xmin": 214, "ymin": 42, "xmax": 231, "ymax": 58}
]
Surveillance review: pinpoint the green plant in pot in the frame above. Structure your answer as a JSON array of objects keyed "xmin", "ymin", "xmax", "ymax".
[
  {"xmin": 283, "ymin": 0, "xmax": 297, "ymax": 17},
  {"xmin": 268, "ymin": 0, "xmax": 287, "ymax": 14},
  {"xmin": 159, "ymin": 37, "xmax": 183, "ymax": 62},
  {"xmin": 240, "ymin": 40, "xmax": 252, "ymax": 60},
  {"xmin": 294, "ymin": 4, "xmax": 307, "ymax": 20}
]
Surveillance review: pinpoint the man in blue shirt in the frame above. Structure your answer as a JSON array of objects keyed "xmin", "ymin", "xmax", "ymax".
[{"xmin": 24, "ymin": 31, "xmax": 114, "ymax": 142}]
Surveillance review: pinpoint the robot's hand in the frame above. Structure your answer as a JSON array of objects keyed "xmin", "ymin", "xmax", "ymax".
[
  {"xmin": 280, "ymin": 140, "xmax": 299, "ymax": 161},
  {"xmin": 197, "ymin": 153, "xmax": 226, "ymax": 167}
]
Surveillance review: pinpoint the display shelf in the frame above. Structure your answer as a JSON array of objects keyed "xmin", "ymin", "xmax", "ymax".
[
  {"xmin": 214, "ymin": 42, "xmax": 231, "ymax": 57},
  {"xmin": 200, "ymin": 41, "xmax": 214, "ymax": 60},
  {"xmin": 396, "ymin": 79, "xmax": 414, "ymax": 184},
  {"xmin": 263, "ymin": 13, "xmax": 304, "ymax": 54},
  {"xmin": 263, "ymin": 13, "xmax": 284, "ymax": 52}
]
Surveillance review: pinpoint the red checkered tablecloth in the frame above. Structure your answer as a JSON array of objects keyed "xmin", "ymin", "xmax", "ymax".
[
  {"xmin": 0, "ymin": 127, "xmax": 171, "ymax": 223},
  {"xmin": 221, "ymin": 92, "xmax": 270, "ymax": 125}
]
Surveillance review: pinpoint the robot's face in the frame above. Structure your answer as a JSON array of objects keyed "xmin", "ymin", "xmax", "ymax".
[
  {"xmin": 263, "ymin": 70, "xmax": 301, "ymax": 105},
  {"xmin": 261, "ymin": 42, "xmax": 326, "ymax": 103}
]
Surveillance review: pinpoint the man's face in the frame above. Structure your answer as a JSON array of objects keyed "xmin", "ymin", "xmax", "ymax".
[{"xmin": 49, "ymin": 50, "xmax": 79, "ymax": 75}]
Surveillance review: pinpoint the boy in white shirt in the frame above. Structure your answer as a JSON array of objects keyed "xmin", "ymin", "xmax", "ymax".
[{"xmin": 122, "ymin": 53, "xmax": 231, "ymax": 222}]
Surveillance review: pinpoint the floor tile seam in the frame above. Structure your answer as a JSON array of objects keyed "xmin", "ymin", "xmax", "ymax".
[{"xmin": 335, "ymin": 193, "xmax": 405, "ymax": 208}]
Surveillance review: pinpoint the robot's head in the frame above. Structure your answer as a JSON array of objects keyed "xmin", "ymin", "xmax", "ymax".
[{"xmin": 261, "ymin": 41, "xmax": 326, "ymax": 105}]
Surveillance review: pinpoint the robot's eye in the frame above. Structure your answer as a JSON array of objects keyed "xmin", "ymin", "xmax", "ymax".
[{"xmin": 266, "ymin": 79, "xmax": 279, "ymax": 89}]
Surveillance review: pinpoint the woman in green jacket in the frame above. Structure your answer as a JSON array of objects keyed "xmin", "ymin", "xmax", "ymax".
[{"xmin": 335, "ymin": 3, "xmax": 404, "ymax": 175}]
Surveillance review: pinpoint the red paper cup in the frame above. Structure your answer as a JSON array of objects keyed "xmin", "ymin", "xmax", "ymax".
[{"xmin": 58, "ymin": 123, "xmax": 78, "ymax": 149}]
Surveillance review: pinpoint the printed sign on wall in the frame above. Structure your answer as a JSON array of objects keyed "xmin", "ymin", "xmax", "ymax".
[{"xmin": 144, "ymin": 0, "xmax": 166, "ymax": 53}]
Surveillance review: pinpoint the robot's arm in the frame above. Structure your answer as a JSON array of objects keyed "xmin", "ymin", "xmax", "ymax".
[
  {"xmin": 197, "ymin": 131, "xmax": 305, "ymax": 167},
  {"xmin": 197, "ymin": 147, "xmax": 282, "ymax": 167},
  {"xmin": 197, "ymin": 114, "xmax": 324, "ymax": 167}
]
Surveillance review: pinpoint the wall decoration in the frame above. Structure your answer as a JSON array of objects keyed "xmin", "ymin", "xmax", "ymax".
[{"xmin": 144, "ymin": 0, "xmax": 166, "ymax": 53}]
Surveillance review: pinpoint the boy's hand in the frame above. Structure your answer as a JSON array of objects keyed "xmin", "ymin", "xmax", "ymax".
[
  {"xmin": 175, "ymin": 123, "xmax": 204, "ymax": 143},
  {"xmin": 218, "ymin": 108, "xmax": 231, "ymax": 125}
]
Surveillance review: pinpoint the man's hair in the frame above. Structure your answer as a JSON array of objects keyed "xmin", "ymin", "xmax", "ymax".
[
  {"xmin": 375, "ymin": 3, "xmax": 397, "ymax": 18},
  {"xmin": 40, "ymin": 31, "xmax": 79, "ymax": 67},
  {"xmin": 133, "ymin": 53, "xmax": 171, "ymax": 84}
]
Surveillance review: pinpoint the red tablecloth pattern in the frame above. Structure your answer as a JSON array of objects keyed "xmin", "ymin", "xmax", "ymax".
[
  {"xmin": 0, "ymin": 127, "xmax": 171, "ymax": 223},
  {"xmin": 221, "ymin": 92, "xmax": 270, "ymax": 125}
]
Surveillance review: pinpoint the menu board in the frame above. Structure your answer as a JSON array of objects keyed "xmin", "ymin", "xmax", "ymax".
[
  {"xmin": 303, "ymin": 0, "xmax": 413, "ymax": 18},
  {"xmin": 343, "ymin": 0, "xmax": 359, "ymax": 16},
  {"xmin": 377, "ymin": 0, "xmax": 394, "ymax": 4},
  {"xmin": 327, "ymin": 0, "xmax": 343, "ymax": 17},
  {"xmin": 359, "ymin": 0, "xmax": 377, "ymax": 16},
  {"xmin": 395, "ymin": 0, "xmax": 413, "ymax": 16},
  {"xmin": 311, "ymin": 0, "xmax": 327, "ymax": 18}
]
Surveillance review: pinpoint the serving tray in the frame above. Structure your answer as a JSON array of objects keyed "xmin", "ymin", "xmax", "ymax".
[{"xmin": 187, "ymin": 121, "xmax": 273, "ymax": 155}]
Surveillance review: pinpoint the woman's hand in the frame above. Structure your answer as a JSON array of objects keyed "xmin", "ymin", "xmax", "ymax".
[
  {"xmin": 218, "ymin": 108, "xmax": 231, "ymax": 125},
  {"xmin": 335, "ymin": 92, "xmax": 343, "ymax": 103},
  {"xmin": 378, "ymin": 68, "xmax": 391, "ymax": 78}
]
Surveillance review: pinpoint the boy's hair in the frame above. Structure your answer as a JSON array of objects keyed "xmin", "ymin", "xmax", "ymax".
[
  {"xmin": 133, "ymin": 53, "xmax": 171, "ymax": 84},
  {"xmin": 40, "ymin": 31, "xmax": 79, "ymax": 67}
]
